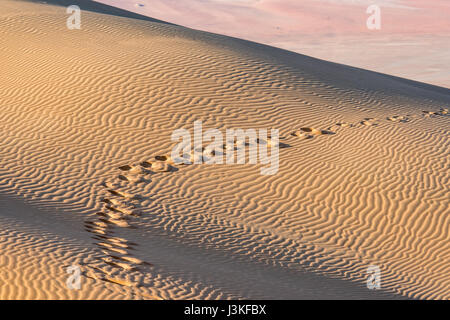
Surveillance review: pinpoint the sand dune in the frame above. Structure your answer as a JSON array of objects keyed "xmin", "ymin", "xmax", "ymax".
[{"xmin": 0, "ymin": 0, "xmax": 449, "ymax": 299}]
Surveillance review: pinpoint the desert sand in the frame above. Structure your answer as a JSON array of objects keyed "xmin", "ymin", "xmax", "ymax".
[{"xmin": 0, "ymin": 0, "xmax": 448, "ymax": 299}]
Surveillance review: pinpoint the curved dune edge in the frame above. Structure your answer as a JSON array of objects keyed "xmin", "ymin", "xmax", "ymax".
[{"xmin": 0, "ymin": 0, "xmax": 449, "ymax": 299}]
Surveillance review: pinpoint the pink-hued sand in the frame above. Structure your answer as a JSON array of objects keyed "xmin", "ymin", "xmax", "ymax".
[
  {"xmin": 95, "ymin": 0, "xmax": 450, "ymax": 87},
  {"xmin": 0, "ymin": 0, "xmax": 448, "ymax": 299}
]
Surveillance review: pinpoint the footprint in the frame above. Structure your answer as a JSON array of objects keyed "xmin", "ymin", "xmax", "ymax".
[
  {"xmin": 106, "ymin": 189, "xmax": 135, "ymax": 199},
  {"xmin": 423, "ymin": 109, "xmax": 448, "ymax": 116},
  {"xmin": 140, "ymin": 293, "xmax": 164, "ymax": 300},
  {"xmin": 120, "ymin": 164, "xmax": 148, "ymax": 175},
  {"xmin": 336, "ymin": 122, "xmax": 352, "ymax": 128},
  {"xmin": 291, "ymin": 131, "xmax": 313, "ymax": 139},
  {"xmin": 101, "ymin": 181, "xmax": 122, "ymax": 190},
  {"xmin": 387, "ymin": 115, "xmax": 408, "ymax": 123},
  {"xmin": 87, "ymin": 267, "xmax": 114, "ymax": 281},
  {"xmin": 278, "ymin": 142, "xmax": 291, "ymax": 148},
  {"xmin": 103, "ymin": 259, "xmax": 136, "ymax": 271},
  {"xmin": 96, "ymin": 242, "xmax": 116, "ymax": 249},
  {"xmin": 103, "ymin": 205, "xmax": 131, "ymax": 218},
  {"xmin": 300, "ymin": 127, "xmax": 333, "ymax": 135},
  {"xmin": 422, "ymin": 110, "xmax": 439, "ymax": 116},
  {"xmin": 223, "ymin": 143, "xmax": 238, "ymax": 151},
  {"xmin": 119, "ymin": 256, "xmax": 146, "ymax": 265},
  {"xmin": 92, "ymin": 221, "xmax": 108, "ymax": 228},
  {"xmin": 97, "ymin": 242, "xmax": 131, "ymax": 255},
  {"xmin": 100, "ymin": 245, "xmax": 129, "ymax": 255},
  {"xmin": 361, "ymin": 118, "xmax": 378, "ymax": 126},
  {"xmin": 95, "ymin": 211, "xmax": 108, "ymax": 217},
  {"xmin": 103, "ymin": 198, "xmax": 139, "ymax": 209},
  {"xmin": 118, "ymin": 165, "xmax": 132, "ymax": 171},
  {"xmin": 140, "ymin": 161, "xmax": 152, "ymax": 168},
  {"xmin": 291, "ymin": 127, "xmax": 334, "ymax": 138},
  {"xmin": 88, "ymin": 133, "xmax": 297, "ymax": 279},
  {"xmin": 90, "ymin": 228, "xmax": 109, "ymax": 236},
  {"xmin": 118, "ymin": 174, "xmax": 144, "ymax": 183},
  {"xmin": 152, "ymin": 161, "xmax": 174, "ymax": 172},
  {"xmin": 264, "ymin": 137, "xmax": 291, "ymax": 148},
  {"xmin": 130, "ymin": 166, "xmax": 147, "ymax": 175},
  {"xmin": 84, "ymin": 221, "xmax": 110, "ymax": 235}
]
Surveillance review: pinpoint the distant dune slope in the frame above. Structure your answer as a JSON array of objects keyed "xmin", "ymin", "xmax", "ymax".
[{"xmin": 0, "ymin": 0, "xmax": 448, "ymax": 299}]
